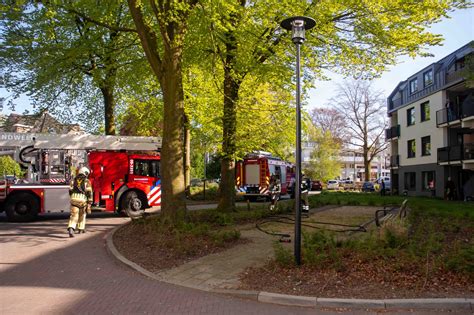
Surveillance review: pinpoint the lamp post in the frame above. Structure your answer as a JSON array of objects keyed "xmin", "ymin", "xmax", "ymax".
[{"xmin": 280, "ymin": 16, "xmax": 315, "ymax": 266}]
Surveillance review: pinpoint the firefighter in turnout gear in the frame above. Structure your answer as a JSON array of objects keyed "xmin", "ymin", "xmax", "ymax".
[
  {"xmin": 269, "ymin": 175, "xmax": 281, "ymax": 211},
  {"xmin": 67, "ymin": 167, "xmax": 93, "ymax": 237},
  {"xmin": 301, "ymin": 176, "xmax": 310, "ymax": 213}
]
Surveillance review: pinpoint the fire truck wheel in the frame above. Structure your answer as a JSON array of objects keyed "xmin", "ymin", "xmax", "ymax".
[
  {"xmin": 5, "ymin": 192, "xmax": 39, "ymax": 222},
  {"xmin": 121, "ymin": 191, "xmax": 145, "ymax": 219}
]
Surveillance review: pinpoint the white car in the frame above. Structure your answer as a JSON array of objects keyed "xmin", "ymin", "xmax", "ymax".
[{"xmin": 327, "ymin": 180, "xmax": 339, "ymax": 190}]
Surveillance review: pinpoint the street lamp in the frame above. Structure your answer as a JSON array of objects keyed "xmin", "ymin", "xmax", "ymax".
[{"xmin": 280, "ymin": 16, "xmax": 315, "ymax": 266}]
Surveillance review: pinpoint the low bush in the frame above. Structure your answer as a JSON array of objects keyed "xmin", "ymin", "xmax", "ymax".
[
  {"xmin": 274, "ymin": 242, "xmax": 294, "ymax": 267},
  {"xmin": 275, "ymin": 193, "xmax": 473, "ymax": 279},
  {"xmin": 188, "ymin": 183, "xmax": 220, "ymax": 201}
]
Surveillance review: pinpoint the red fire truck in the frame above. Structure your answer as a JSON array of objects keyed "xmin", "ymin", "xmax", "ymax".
[
  {"xmin": 0, "ymin": 133, "xmax": 161, "ymax": 222},
  {"xmin": 235, "ymin": 152, "xmax": 295, "ymax": 201}
]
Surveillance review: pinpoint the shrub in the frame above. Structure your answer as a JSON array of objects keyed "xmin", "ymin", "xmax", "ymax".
[
  {"xmin": 211, "ymin": 229, "xmax": 240, "ymax": 246},
  {"xmin": 302, "ymin": 230, "xmax": 342, "ymax": 269},
  {"xmin": 274, "ymin": 242, "xmax": 294, "ymax": 266},
  {"xmin": 0, "ymin": 156, "xmax": 23, "ymax": 177}
]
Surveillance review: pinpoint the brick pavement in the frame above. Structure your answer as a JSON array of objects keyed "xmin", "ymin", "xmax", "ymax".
[
  {"xmin": 0, "ymin": 213, "xmax": 364, "ymax": 315},
  {"xmin": 155, "ymin": 227, "xmax": 275, "ymax": 290}
]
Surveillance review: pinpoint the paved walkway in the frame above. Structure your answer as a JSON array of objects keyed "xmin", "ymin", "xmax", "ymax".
[{"xmin": 155, "ymin": 227, "xmax": 275, "ymax": 290}]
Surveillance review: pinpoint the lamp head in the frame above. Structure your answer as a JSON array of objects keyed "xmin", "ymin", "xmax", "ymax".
[{"xmin": 280, "ymin": 16, "xmax": 316, "ymax": 44}]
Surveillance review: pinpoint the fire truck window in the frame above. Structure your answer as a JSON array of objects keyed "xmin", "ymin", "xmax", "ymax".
[
  {"xmin": 279, "ymin": 166, "xmax": 286, "ymax": 182},
  {"xmin": 134, "ymin": 160, "xmax": 160, "ymax": 178},
  {"xmin": 269, "ymin": 165, "xmax": 276, "ymax": 175},
  {"xmin": 149, "ymin": 160, "xmax": 160, "ymax": 178},
  {"xmin": 274, "ymin": 166, "xmax": 281, "ymax": 179},
  {"xmin": 134, "ymin": 160, "xmax": 149, "ymax": 176}
]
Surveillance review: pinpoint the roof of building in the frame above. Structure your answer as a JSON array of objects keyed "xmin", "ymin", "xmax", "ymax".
[
  {"xmin": 0, "ymin": 110, "xmax": 82, "ymax": 134},
  {"xmin": 387, "ymin": 40, "xmax": 474, "ymax": 102}
]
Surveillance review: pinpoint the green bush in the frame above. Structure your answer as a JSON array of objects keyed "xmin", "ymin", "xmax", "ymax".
[
  {"xmin": 274, "ymin": 242, "xmax": 294, "ymax": 266},
  {"xmin": 188, "ymin": 183, "xmax": 219, "ymax": 200},
  {"xmin": 211, "ymin": 229, "xmax": 240, "ymax": 246},
  {"xmin": 302, "ymin": 230, "xmax": 343, "ymax": 269},
  {"xmin": 445, "ymin": 244, "xmax": 474, "ymax": 276},
  {"xmin": 0, "ymin": 156, "xmax": 23, "ymax": 177}
]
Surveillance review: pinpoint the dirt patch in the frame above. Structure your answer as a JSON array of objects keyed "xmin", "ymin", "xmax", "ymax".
[
  {"xmin": 113, "ymin": 222, "xmax": 248, "ymax": 273},
  {"xmin": 239, "ymin": 257, "xmax": 473, "ymax": 299}
]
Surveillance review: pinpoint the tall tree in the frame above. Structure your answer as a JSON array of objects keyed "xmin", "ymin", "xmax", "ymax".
[
  {"xmin": 0, "ymin": 2, "xmax": 143, "ymax": 134},
  {"xmin": 332, "ymin": 80, "xmax": 386, "ymax": 181},
  {"xmin": 309, "ymin": 107, "xmax": 347, "ymax": 145},
  {"xmin": 304, "ymin": 128, "xmax": 341, "ymax": 183},
  {"xmin": 127, "ymin": 0, "xmax": 198, "ymax": 221},
  {"xmin": 197, "ymin": 0, "xmax": 470, "ymax": 211}
]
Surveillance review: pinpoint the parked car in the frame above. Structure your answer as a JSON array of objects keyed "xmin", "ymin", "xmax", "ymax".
[
  {"xmin": 362, "ymin": 181, "xmax": 375, "ymax": 192},
  {"xmin": 311, "ymin": 180, "xmax": 323, "ymax": 191},
  {"xmin": 343, "ymin": 180, "xmax": 355, "ymax": 190},
  {"xmin": 327, "ymin": 180, "xmax": 339, "ymax": 190}
]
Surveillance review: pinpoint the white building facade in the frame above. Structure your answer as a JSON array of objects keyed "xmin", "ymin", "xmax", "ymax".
[{"xmin": 387, "ymin": 42, "xmax": 474, "ymax": 198}]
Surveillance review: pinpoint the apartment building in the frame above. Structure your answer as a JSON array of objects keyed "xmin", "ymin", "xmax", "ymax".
[{"xmin": 386, "ymin": 41, "xmax": 473, "ymax": 199}]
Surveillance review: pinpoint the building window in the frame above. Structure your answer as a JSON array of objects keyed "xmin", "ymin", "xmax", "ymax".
[
  {"xmin": 422, "ymin": 171, "xmax": 435, "ymax": 191},
  {"xmin": 421, "ymin": 136, "xmax": 431, "ymax": 156},
  {"xmin": 407, "ymin": 139, "xmax": 416, "ymax": 158},
  {"xmin": 409, "ymin": 78, "xmax": 418, "ymax": 94},
  {"xmin": 423, "ymin": 70, "xmax": 433, "ymax": 87},
  {"xmin": 407, "ymin": 107, "xmax": 415, "ymax": 126},
  {"xmin": 455, "ymin": 57, "xmax": 465, "ymax": 71},
  {"xmin": 420, "ymin": 102, "xmax": 430, "ymax": 122},
  {"xmin": 404, "ymin": 172, "xmax": 416, "ymax": 191}
]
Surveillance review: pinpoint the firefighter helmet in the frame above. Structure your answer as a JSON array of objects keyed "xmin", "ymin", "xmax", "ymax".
[{"xmin": 78, "ymin": 166, "xmax": 90, "ymax": 176}]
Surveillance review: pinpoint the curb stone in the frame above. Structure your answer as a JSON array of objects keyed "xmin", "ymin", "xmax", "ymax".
[
  {"xmin": 317, "ymin": 298, "xmax": 384, "ymax": 309},
  {"xmin": 258, "ymin": 292, "xmax": 316, "ymax": 307},
  {"xmin": 105, "ymin": 222, "xmax": 474, "ymax": 311}
]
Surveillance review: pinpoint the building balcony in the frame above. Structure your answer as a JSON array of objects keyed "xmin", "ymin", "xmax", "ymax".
[
  {"xmin": 438, "ymin": 145, "xmax": 463, "ymax": 164},
  {"xmin": 436, "ymin": 108, "xmax": 461, "ymax": 126},
  {"xmin": 385, "ymin": 125, "xmax": 400, "ymax": 141},
  {"xmin": 446, "ymin": 70, "xmax": 465, "ymax": 85},
  {"xmin": 389, "ymin": 155, "xmax": 399, "ymax": 168}
]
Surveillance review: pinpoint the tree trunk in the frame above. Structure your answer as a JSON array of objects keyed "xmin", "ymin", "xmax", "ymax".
[
  {"xmin": 364, "ymin": 149, "xmax": 370, "ymax": 182},
  {"xmin": 217, "ymin": 69, "xmax": 239, "ymax": 212},
  {"xmin": 160, "ymin": 55, "xmax": 187, "ymax": 221},
  {"xmin": 127, "ymin": 0, "xmax": 192, "ymax": 222},
  {"xmin": 100, "ymin": 85, "xmax": 116, "ymax": 135}
]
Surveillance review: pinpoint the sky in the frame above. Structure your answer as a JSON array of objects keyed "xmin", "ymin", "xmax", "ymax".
[
  {"xmin": 0, "ymin": 7, "xmax": 473, "ymax": 116},
  {"xmin": 306, "ymin": 8, "xmax": 474, "ymax": 112}
]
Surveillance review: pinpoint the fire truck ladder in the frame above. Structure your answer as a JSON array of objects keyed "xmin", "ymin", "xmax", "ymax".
[{"xmin": 260, "ymin": 159, "xmax": 268, "ymax": 187}]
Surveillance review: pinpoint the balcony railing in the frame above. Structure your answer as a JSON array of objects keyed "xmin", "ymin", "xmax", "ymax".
[
  {"xmin": 446, "ymin": 70, "xmax": 465, "ymax": 85},
  {"xmin": 463, "ymin": 143, "xmax": 474, "ymax": 160},
  {"xmin": 438, "ymin": 145, "xmax": 463, "ymax": 163},
  {"xmin": 389, "ymin": 155, "xmax": 399, "ymax": 168},
  {"xmin": 461, "ymin": 97, "xmax": 474, "ymax": 119},
  {"xmin": 436, "ymin": 108, "xmax": 461, "ymax": 126},
  {"xmin": 385, "ymin": 125, "xmax": 400, "ymax": 140}
]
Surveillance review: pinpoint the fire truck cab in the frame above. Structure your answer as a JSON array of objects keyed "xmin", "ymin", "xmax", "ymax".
[
  {"xmin": 0, "ymin": 132, "xmax": 161, "ymax": 222},
  {"xmin": 235, "ymin": 152, "xmax": 294, "ymax": 201}
]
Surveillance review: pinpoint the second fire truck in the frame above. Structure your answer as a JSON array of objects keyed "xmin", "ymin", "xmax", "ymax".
[
  {"xmin": 235, "ymin": 152, "xmax": 295, "ymax": 201},
  {"xmin": 0, "ymin": 132, "xmax": 161, "ymax": 222}
]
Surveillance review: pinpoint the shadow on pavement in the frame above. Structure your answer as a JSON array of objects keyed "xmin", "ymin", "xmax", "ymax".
[{"xmin": 0, "ymin": 216, "xmax": 338, "ymax": 315}]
